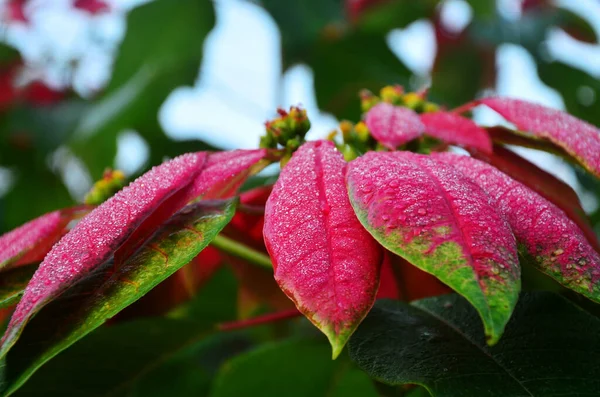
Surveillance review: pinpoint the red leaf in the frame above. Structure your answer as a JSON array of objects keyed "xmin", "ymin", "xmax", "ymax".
[
  {"xmin": 5, "ymin": 0, "xmax": 27, "ymax": 23},
  {"xmin": 420, "ymin": 111, "xmax": 492, "ymax": 154},
  {"xmin": 23, "ymin": 81, "xmax": 65, "ymax": 106},
  {"xmin": 471, "ymin": 145, "xmax": 599, "ymax": 251},
  {"xmin": 486, "ymin": 126, "xmax": 570, "ymax": 157},
  {"xmin": 0, "ymin": 206, "xmax": 91, "ymax": 271},
  {"xmin": 479, "ymin": 97, "xmax": 600, "ymax": 178},
  {"xmin": 1, "ymin": 152, "xmax": 206, "ymax": 351},
  {"xmin": 346, "ymin": 151, "xmax": 520, "ymax": 343},
  {"xmin": 193, "ymin": 149, "xmax": 268, "ymax": 200},
  {"xmin": 376, "ymin": 253, "xmax": 401, "ymax": 300},
  {"xmin": 229, "ymin": 258, "xmax": 295, "ymax": 319},
  {"xmin": 365, "ymin": 103, "xmax": 424, "ymax": 149},
  {"xmin": 73, "ymin": 0, "xmax": 109, "ymax": 14},
  {"xmin": 389, "ymin": 253, "xmax": 452, "ymax": 301},
  {"xmin": 435, "ymin": 153, "xmax": 600, "ymax": 302},
  {"xmin": 226, "ymin": 185, "xmax": 271, "ymax": 251},
  {"xmin": 114, "ymin": 149, "xmax": 266, "ymax": 262},
  {"xmin": 264, "ymin": 140, "xmax": 382, "ymax": 358},
  {"xmin": 222, "ymin": 185, "xmax": 295, "ymax": 318}
]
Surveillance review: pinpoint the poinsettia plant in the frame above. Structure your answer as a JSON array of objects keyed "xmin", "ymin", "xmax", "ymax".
[{"xmin": 0, "ymin": 85, "xmax": 600, "ymax": 396}]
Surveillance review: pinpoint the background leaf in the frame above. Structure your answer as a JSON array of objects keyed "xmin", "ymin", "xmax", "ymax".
[
  {"xmin": 348, "ymin": 292, "xmax": 600, "ymax": 397},
  {"xmin": 11, "ymin": 268, "xmax": 239, "ymax": 397},
  {"xmin": 210, "ymin": 339, "xmax": 379, "ymax": 397},
  {"xmin": 0, "ymin": 265, "xmax": 37, "ymax": 309},
  {"xmin": 0, "ymin": 199, "xmax": 237, "ymax": 395}
]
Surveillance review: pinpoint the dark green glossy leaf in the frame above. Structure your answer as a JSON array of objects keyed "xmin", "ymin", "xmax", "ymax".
[
  {"xmin": 70, "ymin": 0, "xmax": 215, "ymax": 177},
  {"xmin": 13, "ymin": 268, "xmax": 239, "ymax": 397},
  {"xmin": 0, "ymin": 199, "xmax": 237, "ymax": 395},
  {"xmin": 210, "ymin": 339, "xmax": 379, "ymax": 397},
  {"xmin": 0, "ymin": 265, "xmax": 37, "ymax": 309},
  {"xmin": 349, "ymin": 292, "xmax": 600, "ymax": 396}
]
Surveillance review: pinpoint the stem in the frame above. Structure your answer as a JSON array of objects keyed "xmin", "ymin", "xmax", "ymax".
[
  {"xmin": 210, "ymin": 234, "xmax": 273, "ymax": 270},
  {"xmin": 450, "ymin": 101, "xmax": 478, "ymax": 114},
  {"xmin": 217, "ymin": 309, "xmax": 301, "ymax": 332}
]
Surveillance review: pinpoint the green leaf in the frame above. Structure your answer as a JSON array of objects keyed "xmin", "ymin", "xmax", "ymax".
[
  {"xmin": 312, "ymin": 33, "xmax": 412, "ymax": 120},
  {"xmin": 70, "ymin": 0, "xmax": 215, "ymax": 177},
  {"xmin": 260, "ymin": 0, "xmax": 344, "ymax": 62},
  {"xmin": 0, "ymin": 265, "xmax": 37, "ymax": 309},
  {"xmin": 210, "ymin": 339, "xmax": 379, "ymax": 397},
  {"xmin": 0, "ymin": 199, "xmax": 237, "ymax": 395},
  {"xmin": 0, "ymin": 44, "xmax": 19, "ymax": 63},
  {"xmin": 349, "ymin": 292, "xmax": 600, "ymax": 396},
  {"xmin": 355, "ymin": 0, "xmax": 437, "ymax": 35},
  {"xmin": 12, "ymin": 268, "xmax": 240, "ymax": 396}
]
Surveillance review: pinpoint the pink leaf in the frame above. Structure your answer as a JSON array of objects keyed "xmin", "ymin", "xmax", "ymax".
[
  {"xmin": 1, "ymin": 152, "xmax": 206, "ymax": 352},
  {"xmin": 420, "ymin": 111, "xmax": 492, "ymax": 153},
  {"xmin": 0, "ymin": 212, "xmax": 64, "ymax": 271},
  {"xmin": 435, "ymin": 152, "xmax": 600, "ymax": 302},
  {"xmin": 73, "ymin": 0, "xmax": 109, "ymax": 14},
  {"xmin": 5, "ymin": 0, "xmax": 27, "ymax": 23},
  {"xmin": 471, "ymin": 145, "xmax": 599, "ymax": 251},
  {"xmin": 346, "ymin": 151, "xmax": 520, "ymax": 343},
  {"xmin": 263, "ymin": 140, "xmax": 382, "ymax": 358},
  {"xmin": 191, "ymin": 149, "xmax": 268, "ymax": 199},
  {"xmin": 114, "ymin": 149, "xmax": 267, "ymax": 262},
  {"xmin": 365, "ymin": 103, "xmax": 424, "ymax": 149},
  {"xmin": 479, "ymin": 97, "xmax": 600, "ymax": 177}
]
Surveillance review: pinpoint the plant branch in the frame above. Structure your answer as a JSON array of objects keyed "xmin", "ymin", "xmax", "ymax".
[
  {"xmin": 210, "ymin": 234, "xmax": 272, "ymax": 270},
  {"xmin": 217, "ymin": 309, "xmax": 301, "ymax": 332},
  {"xmin": 451, "ymin": 101, "xmax": 478, "ymax": 114}
]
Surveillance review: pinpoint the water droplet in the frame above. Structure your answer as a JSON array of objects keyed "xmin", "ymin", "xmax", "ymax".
[
  {"xmin": 381, "ymin": 215, "xmax": 390, "ymax": 222},
  {"xmin": 417, "ymin": 208, "xmax": 427, "ymax": 216}
]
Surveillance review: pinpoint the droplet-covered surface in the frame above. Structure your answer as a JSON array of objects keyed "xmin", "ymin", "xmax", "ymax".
[
  {"xmin": 0, "ymin": 211, "xmax": 64, "ymax": 270},
  {"xmin": 190, "ymin": 149, "xmax": 267, "ymax": 199},
  {"xmin": 472, "ymin": 145, "xmax": 599, "ymax": 251},
  {"xmin": 420, "ymin": 111, "xmax": 492, "ymax": 154},
  {"xmin": 346, "ymin": 151, "xmax": 520, "ymax": 343},
  {"xmin": 436, "ymin": 152, "xmax": 600, "ymax": 302},
  {"xmin": 480, "ymin": 97, "xmax": 600, "ymax": 177},
  {"xmin": 365, "ymin": 103, "xmax": 424, "ymax": 149},
  {"xmin": 1, "ymin": 152, "xmax": 206, "ymax": 352},
  {"xmin": 263, "ymin": 140, "xmax": 382, "ymax": 358}
]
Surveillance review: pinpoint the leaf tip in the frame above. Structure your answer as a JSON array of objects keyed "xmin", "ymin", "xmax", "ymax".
[
  {"xmin": 322, "ymin": 325, "xmax": 355, "ymax": 360},
  {"xmin": 329, "ymin": 335, "xmax": 347, "ymax": 360}
]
